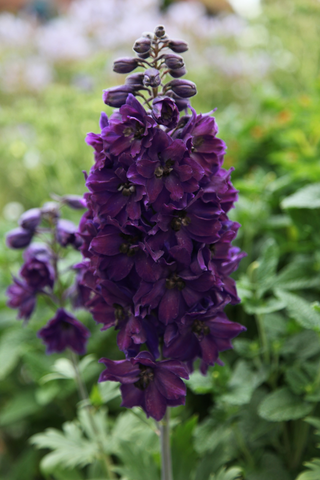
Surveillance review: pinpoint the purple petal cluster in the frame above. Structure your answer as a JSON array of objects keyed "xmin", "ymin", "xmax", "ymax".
[
  {"xmin": 38, "ymin": 308, "xmax": 90, "ymax": 354},
  {"xmin": 7, "ymin": 244, "xmax": 55, "ymax": 320},
  {"xmin": 79, "ymin": 91, "xmax": 245, "ymax": 420}
]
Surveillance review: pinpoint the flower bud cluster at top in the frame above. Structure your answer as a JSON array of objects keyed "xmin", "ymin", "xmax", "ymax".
[
  {"xmin": 6, "ymin": 196, "xmax": 91, "ymax": 355},
  {"xmin": 104, "ymin": 25, "xmax": 196, "ymax": 112},
  {"xmin": 80, "ymin": 25, "xmax": 246, "ymax": 421}
]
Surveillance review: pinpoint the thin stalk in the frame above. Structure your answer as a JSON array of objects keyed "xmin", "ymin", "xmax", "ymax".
[
  {"xmin": 70, "ymin": 351, "xmax": 115, "ymax": 479},
  {"xmin": 160, "ymin": 408, "xmax": 173, "ymax": 480}
]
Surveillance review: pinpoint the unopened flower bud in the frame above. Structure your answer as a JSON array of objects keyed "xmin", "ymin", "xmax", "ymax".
[
  {"xmin": 152, "ymin": 96, "xmax": 179, "ymax": 129},
  {"xmin": 19, "ymin": 208, "xmax": 41, "ymax": 231},
  {"xmin": 125, "ymin": 72, "xmax": 145, "ymax": 88},
  {"xmin": 165, "ymin": 79, "xmax": 197, "ymax": 98},
  {"xmin": 6, "ymin": 227, "xmax": 33, "ymax": 249},
  {"xmin": 137, "ymin": 51, "xmax": 150, "ymax": 60},
  {"xmin": 103, "ymin": 85, "xmax": 134, "ymax": 108},
  {"xmin": 56, "ymin": 219, "xmax": 82, "ymax": 249},
  {"xmin": 155, "ymin": 25, "xmax": 165, "ymax": 38},
  {"xmin": 143, "ymin": 68, "xmax": 161, "ymax": 88},
  {"xmin": 169, "ymin": 66, "xmax": 187, "ymax": 78},
  {"xmin": 62, "ymin": 195, "xmax": 87, "ymax": 210},
  {"xmin": 133, "ymin": 37, "xmax": 151, "ymax": 54},
  {"xmin": 169, "ymin": 93, "xmax": 190, "ymax": 112},
  {"xmin": 113, "ymin": 57, "xmax": 140, "ymax": 74},
  {"xmin": 41, "ymin": 202, "xmax": 60, "ymax": 221},
  {"xmin": 168, "ymin": 39, "xmax": 188, "ymax": 53},
  {"xmin": 164, "ymin": 54, "xmax": 184, "ymax": 70}
]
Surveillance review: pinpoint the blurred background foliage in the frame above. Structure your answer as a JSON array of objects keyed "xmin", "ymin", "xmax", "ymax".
[{"xmin": 1, "ymin": 0, "xmax": 320, "ymax": 479}]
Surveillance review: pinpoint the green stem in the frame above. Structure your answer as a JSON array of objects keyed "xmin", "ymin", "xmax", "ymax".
[
  {"xmin": 256, "ymin": 313, "xmax": 270, "ymax": 364},
  {"xmin": 70, "ymin": 351, "xmax": 115, "ymax": 479},
  {"xmin": 160, "ymin": 408, "xmax": 173, "ymax": 480}
]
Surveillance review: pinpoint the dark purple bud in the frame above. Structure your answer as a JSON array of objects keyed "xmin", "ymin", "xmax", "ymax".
[
  {"xmin": 6, "ymin": 227, "xmax": 33, "ymax": 249},
  {"xmin": 19, "ymin": 208, "xmax": 41, "ymax": 231},
  {"xmin": 143, "ymin": 68, "xmax": 161, "ymax": 88},
  {"xmin": 165, "ymin": 79, "xmax": 197, "ymax": 98},
  {"xmin": 61, "ymin": 195, "xmax": 87, "ymax": 210},
  {"xmin": 164, "ymin": 54, "xmax": 184, "ymax": 70},
  {"xmin": 152, "ymin": 96, "xmax": 179, "ymax": 129},
  {"xmin": 168, "ymin": 39, "xmax": 188, "ymax": 53},
  {"xmin": 7, "ymin": 278, "xmax": 36, "ymax": 320},
  {"xmin": 38, "ymin": 308, "xmax": 90, "ymax": 355},
  {"xmin": 169, "ymin": 66, "xmax": 187, "ymax": 78},
  {"xmin": 155, "ymin": 25, "xmax": 165, "ymax": 38},
  {"xmin": 41, "ymin": 202, "xmax": 60, "ymax": 221},
  {"xmin": 20, "ymin": 255, "xmax": 55, "ymax": 290},
  {"xmin": 113, "ymin": 57, "xmax": 140, "ymax": 74},
  {"xmin": 56, "ymin": 219, "xmax": 82, "ymax": 248},
  {"xmin": 169, "ymin": 93, "xmax": 190, "ymax": 112},
  {"xmin": 125, "ymin": 72, "xmax": 145, "ymax": 88},
  {"xmin": 137, "ymin": 51, "xmax": 150, "ymax": 60},
  {"xmin": 133, "ymin": 37, "xmax": 151, "ymax": 54},
  {"xmin": 103, "ymin": 85, "xmax": 134, "ymax": 108}
]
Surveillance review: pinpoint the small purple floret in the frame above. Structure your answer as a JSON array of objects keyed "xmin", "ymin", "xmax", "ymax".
[{"xmin": 38, "ymin": 308, "xmax": 90, "ymax": 354}]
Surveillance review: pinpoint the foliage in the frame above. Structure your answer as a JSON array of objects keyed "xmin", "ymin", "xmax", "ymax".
[{"xmin": 1, "ymin": 0, "xmax": 320, "ymax": 479}]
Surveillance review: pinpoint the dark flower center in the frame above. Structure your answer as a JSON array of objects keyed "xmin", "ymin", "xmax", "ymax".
[
  {"xmin": 119, "ymin": 234, "xmax": 139, "ymax": 257},
  {"xmin": 61, "ymin": 321, "xmax": 73, "ymax": 331},
  {"xmin": 192, "ymin": 319, "xmax": 210, "ymax": 339},
  {"xmin": 118, "ymin": 182, "xmax": 136, "ymax": 197},
  {"xmin": 155, "ymin": 159, "xmax": 174, "ymax": 178},
  {"xmin": 123, "ymin": 127, "xmax": 134, "ymax": 137},
  {"xmin": 165, "ymin": 273, "xmax": 185, "ymax": 290},
  {"xmin": 134, "ymin": 365, "xmax": 154, "ymax": 390},
  {"xmin": 170, "ymin": 211, "xmax": 191, "ymax": 232},
  {"xmin": 192, "ymin": 136, "xmax": 204, "ymax": 151},
  {"xmin": 209, "ymin": 244, "xmax": 216, "ymax": 254},
  {"xmin": 161, "ymin": 104, "xmax": 172, "ymax": 120},
  {"xmin": 134, "ymin": 123, "xmax": 145, "ymax": 139}
]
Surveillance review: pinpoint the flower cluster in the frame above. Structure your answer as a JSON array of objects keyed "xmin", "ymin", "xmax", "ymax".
[
  {"xmin": 6, "ymin": 196, "xmax": 90, "ymax": 354},
  {"xmin": 79, "ymin": 26, "xmax": 245, "ymax": 421}
]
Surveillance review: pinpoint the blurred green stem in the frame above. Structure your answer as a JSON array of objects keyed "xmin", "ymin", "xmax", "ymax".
[
  {"xmin": 256, "ymin": 314, "xmax": 270, "ymax": 364},
  {"xmin": 70, "ymin": 351, "xmax": 115, "ymax": 479},
  {"xmin": 160, "ymin": 408, "xmax": 173, "ymax": 480}
]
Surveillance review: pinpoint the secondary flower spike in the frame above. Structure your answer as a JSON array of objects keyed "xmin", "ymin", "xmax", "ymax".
[{"xmin": 79, "ymin": 25, "xmax": 245, "ymax": 421}]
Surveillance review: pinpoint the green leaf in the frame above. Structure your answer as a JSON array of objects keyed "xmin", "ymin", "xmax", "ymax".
[
  {"xmin": 274, "ymin": 260, "xmax": 320, "ymax": 291},
  {"xmin": 296, "ymin": 459, "xmax": 320, "ymax": 480},
  {"xmin": 281, "ymin": 183, "xmax": 320, "ymax": 209},
  {"xmin": 281, "ymin": 330, "xmax": 320, "ymax": 360},
  {"xmin": 30, "ymin": 421, "xmax": 98, "ymax": 472},
  {"xmin": 244, "ymin": 297, "xmax": 286, "ymax": 315},
  {"xmin": 210, "ymin": 466, "xmax": 243, "ymax": 480},
  {"xmin": 98, "ymin": 381, "xmax": 121, "ymax": 404},
  {"xmin": 193, "ymin": 418, "xmax": 233, "ymax": 455},
  {"xmin": 220, "ymin": 361, "xmax": 266, "ymax": 406},
  {"xmin": 111, "ymin": 409, "xmax": 159, "ymax": 454},
  {"xmin": 258, "ymin": 387, "xmax": 313, "ymax": 422},
  {"xmin": 255, "ymin": 238, "xmax": 279, "ymax": 297},
  {"xmin": 246, "ymin": 452, "xmax": 291, "ymax": 480},
  {"xmin": 185, "ymin": 370, "xmax": 213, "ymax": 394},
  {"xmin": 275, "ymin": 290, "xmax": 320, "ymax": 330},
  {"xmin": 285, "ymin": 366, "xmax": 311, "ymax": 395},
  {"xmin": 0, "ymin": 391, "xmax": 39, "ymax": 426},
  {"xmin": 0, "ymin": 328, "xmax": 27, "ymax": 380},
  {"xmin": 172, "ymin": 417, "xmax": 198, "ymax": 480},
  {"xmin": 115, "ymin": 441, "xmax": 159, "ymax": 480}
]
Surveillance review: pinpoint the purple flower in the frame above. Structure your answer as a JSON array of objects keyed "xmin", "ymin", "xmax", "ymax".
[
  {"xmin": 38, "ymin": 308, "xmax": 90, "ymax": 354},
  {"xmin": 152, "ymin": 97, "xmax": 179, "ymax": 129},
  {"xmin": 103, "ymin": 85, "xmax": 135, "ymax": 108},
  {"xmin": 20, "ymin": 248, "xmax": 55, "ymax": 290},
  {"xmin": 6, "ymin": 227, "xmax": 34, "ymax": 249},
  {"xmin": 99, "ymin": 351, "xmax": 189, "ymax": 421},
  {"xmin": 19, "ymin": 208, "xmax": 42, "ymax": 231},
  {"xmin": 56, "ymin": 219, "xmax": 82, "ymax": 249},
  {"xmin": 163, "ymin": 307, "xmax": 246, "ymax": 373},
  {"xmin": 101, "ymin": 94, "xmax": 156, "ymax": 157},
  {"xmin": 7, "ymin": 277, "xmax": 36, "ymax": 320}
]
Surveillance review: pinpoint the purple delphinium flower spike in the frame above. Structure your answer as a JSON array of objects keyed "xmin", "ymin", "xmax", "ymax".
[
  {"xmin": 38, "ymin": 308, "xmax": 90, "ymax": 354},
  {"xmin": 77, "ymin": 25, "xmax": 246, "ymax": 421},
  {"xmin": 99, "ymin": 351, "xmax": 189, "ymax": 421}
]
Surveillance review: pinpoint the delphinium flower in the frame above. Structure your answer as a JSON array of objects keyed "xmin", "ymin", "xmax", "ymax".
[
  {"xmin": 78, "ymin": 25, "xmax": 246, "ymax": 424},
  {"xmin": 6, "ymin": 196, "xmax": 90, "ymax": 355}
]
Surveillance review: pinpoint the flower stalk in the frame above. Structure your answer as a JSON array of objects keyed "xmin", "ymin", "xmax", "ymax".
[{"xmin": 160, "ymin": 408, "xmax": 173, "ymax": 480}]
